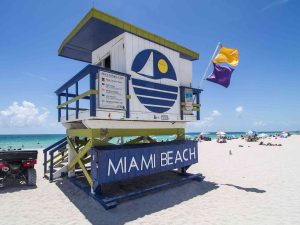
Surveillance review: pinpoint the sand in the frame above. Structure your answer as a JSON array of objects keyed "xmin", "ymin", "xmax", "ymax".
[{"xmin": 1, "ymin": 135, "xmax": 300, "ymax": 225}]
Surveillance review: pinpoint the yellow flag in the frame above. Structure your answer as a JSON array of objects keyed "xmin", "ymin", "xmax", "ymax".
[{"xmin": 213, "ymin": 46, "xmax": 239, "ymax": 66}]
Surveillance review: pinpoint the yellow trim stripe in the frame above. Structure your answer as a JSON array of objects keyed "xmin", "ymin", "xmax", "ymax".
[{"xmin": 57, "ymin": 90, "xmax": 97, "ymax": 109}]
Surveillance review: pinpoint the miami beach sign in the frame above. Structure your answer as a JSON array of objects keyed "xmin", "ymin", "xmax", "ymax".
[{"xmin": 91, "ymin": 140, "xmax": 198, "ymax": 184}]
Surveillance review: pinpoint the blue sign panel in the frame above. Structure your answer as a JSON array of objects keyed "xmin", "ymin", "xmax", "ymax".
[{"xmin": 91, "ymin": 140, "xmax": 198, "ymax": 185}]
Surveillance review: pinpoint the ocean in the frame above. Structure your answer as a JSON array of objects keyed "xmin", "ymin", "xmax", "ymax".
[{"xmin": 0, "ymin": 131, "xmax": 296, "ymax": 150}]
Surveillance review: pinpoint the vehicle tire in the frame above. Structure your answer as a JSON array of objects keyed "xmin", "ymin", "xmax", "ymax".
[{"xmin": 26, "ymin": 168, "xmax": 37, "ymax": 186}]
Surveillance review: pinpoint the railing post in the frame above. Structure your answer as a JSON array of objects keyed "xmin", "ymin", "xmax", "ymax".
[
  {"xmin": 76, "ymin": 82, "xmax": 79, "ymax": 119},
  {"xmin": 49, "ymin": 152, "xmax": 54, "ymax": 181},
  {"xmin": 180, "ymin": 87, "xmax": 184, "ymax": 120},
  {"xmin": 90, "ymin": 69, "xmax": 97, "ymax": 117},
  {"xmin": 126, "ymin": 77, "xmax": 130, "ymax": 118},
  {"xmin": 58, "ymin": 94, "xmax": 61, "ymax": 122},
  {"xmin": 43, "ymin": 150, "xmax": 47, "ymax": 176},
  {"xmin": 196, "ymin": 92, "xmax": 200, "ymax": 120},
  {"xmin": 66, "ymin": 88, "xmax": 69, "ymax": 121}
]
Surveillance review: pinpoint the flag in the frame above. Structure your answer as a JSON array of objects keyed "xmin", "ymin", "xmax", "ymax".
[
  {"xmin": 206, "ymin": 64, "xmax": 234, "ymax": 88},
  {"xmin": 213, "ymin": 46, "xmax": 239, "ymax": 66}
]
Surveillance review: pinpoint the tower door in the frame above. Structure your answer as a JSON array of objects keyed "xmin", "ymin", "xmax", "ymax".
[{"xmin": 111, "ymin": 39, "xmax": 126, "ymax": 73}]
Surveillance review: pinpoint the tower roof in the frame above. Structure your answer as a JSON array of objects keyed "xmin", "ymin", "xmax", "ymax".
[{"xmin": 58, "ymin": 8, "xmax": 199, "ymax": 62}]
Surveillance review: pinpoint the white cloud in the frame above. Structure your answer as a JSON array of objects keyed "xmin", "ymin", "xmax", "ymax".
[
  {"xmin": 212, "ymin": 110, "xmax": 221, "ymax": 117},
  {"xmin": 187, "ymin": 110, "xmax": 221, "ymax": 131},
  {"xmin": 49, "ymin": 122, "xmax": 62, "ymax": 128},
  {"xmin": 0, "ymin": 101, "xmax": 49, "ymax": 127},
  {"xmin": 235, "ymin": 106, "xmax": 243, "ymax": 113},
  {"xmin": 254, "ymin": 121, "xmax": 267, "ymax": 127},
  {"xmin": 261, "ymin": 0, "xmax": 288, "ymax": 12}
]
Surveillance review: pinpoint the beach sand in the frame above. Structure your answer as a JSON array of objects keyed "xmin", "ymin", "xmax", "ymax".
[{"xmin": 0, "ymin": 135, "xmax": 299, "ymax": 225}]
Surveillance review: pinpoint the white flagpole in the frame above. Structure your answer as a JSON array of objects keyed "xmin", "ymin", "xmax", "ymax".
[{"xmin": 198, "ymin": 42, "xmax": 222, "ymax": 89}]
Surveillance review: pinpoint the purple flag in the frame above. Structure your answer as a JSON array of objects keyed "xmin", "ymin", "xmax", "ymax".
[{"xmin": 206, "ymin": 64, "xmax": 234, "ymax": 88}]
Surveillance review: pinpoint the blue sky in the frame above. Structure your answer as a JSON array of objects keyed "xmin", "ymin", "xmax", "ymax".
[{"xmin": 0, "ymin": 0, "xmax": 299, "ymax": 134}]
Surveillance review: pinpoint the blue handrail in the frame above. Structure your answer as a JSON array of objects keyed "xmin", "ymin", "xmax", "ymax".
[
  {"xmin": 55, "ymin": 64, "xmax": 131, "ymax": 122},
  {"xmin": 43, "ymin": 137, "xmax": 67, "ymax": 178}
]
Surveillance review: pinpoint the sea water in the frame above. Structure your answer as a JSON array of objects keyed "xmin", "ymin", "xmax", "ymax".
[
  {"xmin": 0, "ymin": 134, "xmax": 65, "ymax": 150},
  {"xmin": 0, "ymin": 131, "xmax": 296, "ymax": 150}
]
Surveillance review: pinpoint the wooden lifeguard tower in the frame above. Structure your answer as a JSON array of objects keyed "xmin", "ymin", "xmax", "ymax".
[{"xmin": 43, "ymin": 8, "xmax": 202, "ymax": 209}]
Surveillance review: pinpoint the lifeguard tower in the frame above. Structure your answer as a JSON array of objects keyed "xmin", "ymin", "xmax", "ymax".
[{"xmin": 43, "ymin": 8, "xmax": 202, "ymax": 209}]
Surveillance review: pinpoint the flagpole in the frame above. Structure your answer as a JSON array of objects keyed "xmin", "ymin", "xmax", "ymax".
[{"xmin": 198, "ymin": 42, "xmax": 222, "ymax": 89}]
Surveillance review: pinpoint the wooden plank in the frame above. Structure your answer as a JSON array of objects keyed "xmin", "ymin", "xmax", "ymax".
[
  {"xmin": 67, "ymin": 139, "xmax": 93, "ymax": 171},
  {"xmin": 57, "ymin": 90, "xmax": 97, "ymax": 109},
  {"xmin": 103, "ymin": 128, "xmax": 185, "ymax": 137},
  {"xmin": 53, "ymin": 153, "xmax": 69, "ymax": 166},
  {"xmin": 67, "ymin": 138, "xmax": 93, "ymax": 187}
]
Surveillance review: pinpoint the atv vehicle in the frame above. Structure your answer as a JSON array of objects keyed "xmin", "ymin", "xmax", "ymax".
[{"xmin": 0, "ymin": 150, "xmax": 38, "ymax": 188}]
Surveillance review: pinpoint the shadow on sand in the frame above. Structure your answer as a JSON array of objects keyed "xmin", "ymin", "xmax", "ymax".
[
  {"xmin": 55, "ymin": 172, "xmax": 219, "ymax": 225},
  {"xmin": 0, "ymin": 179, "xmax": 37, "ymax": 194},
  {"xmin": 221, "ymin": 184, "xmax": 266, "ymax": 193}
]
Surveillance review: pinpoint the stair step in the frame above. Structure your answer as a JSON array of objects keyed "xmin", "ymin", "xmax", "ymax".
[{"xmin": 54, "ymin": 162, "xmax": 68, "ymax": 168}]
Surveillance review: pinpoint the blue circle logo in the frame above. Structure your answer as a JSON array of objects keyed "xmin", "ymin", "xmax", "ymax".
[{"xmin": 131, "ymin": 49, "xmax": 178, "ymax": 113}]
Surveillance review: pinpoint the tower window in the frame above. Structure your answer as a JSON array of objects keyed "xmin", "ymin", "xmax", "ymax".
[{"xmin": 104, "ymin": 55, "xmax": 111, "ymax": 69}]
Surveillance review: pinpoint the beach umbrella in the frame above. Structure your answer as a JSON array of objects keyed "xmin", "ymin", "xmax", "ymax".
[
  {"xmin": 216, "ymin": 131, "xmax": 226, "ymax": 136},
  {"xmin": 246, "ymin": 130, "xmax": 256, "ymax": 136}
]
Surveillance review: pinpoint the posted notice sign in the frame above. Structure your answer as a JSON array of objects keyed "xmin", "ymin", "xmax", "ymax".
[
  {"xmin": 184, "ymin": 88, "xmax": 193, "ymax": 115},
  {"xmin": 99, "ymin": 71, "xmax": 127, "ymax": 110},
  {"xmin": 91, "ymin": 140, "xmax": 198, "ymax": 185}
]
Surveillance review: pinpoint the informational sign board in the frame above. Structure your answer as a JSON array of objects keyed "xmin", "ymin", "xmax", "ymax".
[
  {"xmin": 91, "ymin": 140, "xmax": 198, "ymax": 185},
  {"xmin": 184, "ymin": 88, "xmax": 193, "ymax": 115},
  {"xmin": 99, "ymin": 71, "xmax": 127, "ymax": 110}
]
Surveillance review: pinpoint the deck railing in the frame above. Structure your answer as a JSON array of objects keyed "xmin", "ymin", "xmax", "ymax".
[
  {"xmin": 43, "ymin": 137, "xmax": 67, "ymax": 180},
  {"xmin": 55, "ymin": 65, "xmax": 130, "ymax": 122}
]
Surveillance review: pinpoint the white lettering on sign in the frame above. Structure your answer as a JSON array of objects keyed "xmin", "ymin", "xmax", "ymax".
[
  {"xmin": 175, "ymin": 150, "xmax": 183, "ymax": 163},
  {"xmin": 160, "ymin": 149, "xmax": 195, "ymax": 167},
  {"xmin": 108, "ymin": 156, "xmax": 125, "ymax": 176},
  {"xmin": 141, "ymin": 154, "xmax": 155, "ymax": 170},
  {"xmin": 161, "ymin": 152, "xmax": 168, "ymax": 167},
  {"xmin": 99, "ymin": 143, "xmax": 198, "ymax": 184},
  {"xmin": 108, "ymin": 153, "xmax": 156, "ymax": 176},
  {"xmin": 167, "ymin": 151, "xmax": 173, "ymax": 165},
  {"xmin": 128, "ymin": 157, "xmax": 139, "ymax": 172},
  {"xmin": 106, "ymin": 148, "xmax": 197, "ymax": 176},
  {"xmin": 190, "ymin": 147, "xmax": 196, "ymax": 160},
  {"xmin": 183, "ymin": 148, "xmax": 189, "ymax": 161}
]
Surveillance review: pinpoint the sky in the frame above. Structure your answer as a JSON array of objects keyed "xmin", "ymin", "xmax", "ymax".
[{"xmin": 0, "ymin": 0, "xmax": 299, "ymax": 134}]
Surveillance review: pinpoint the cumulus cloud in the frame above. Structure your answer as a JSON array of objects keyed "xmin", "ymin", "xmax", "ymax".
[
  {"xmin": 254, "ymin": 121, "xmax": 267, "ymax": 127},
  {"xmin": 261, "ymin": 0, "xmax": 288, "ymax": 12},
  {"xmin": 0, "ymin": 101, "xmax": 49, "ymax": 127},
  {"xmin": 235, "ymin": 106, "xmax": 243, "ymax": 118},
  {"xmin": 212, "ymin": 110, "xmax": 221, "ymax": 117},
  {"xmin": 187, "ymin": 110, "xmax": 221, "ymax": 131},
  {"xmin": 235, "ymin": 106, "xmax": 243, "ymax": 113}
]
